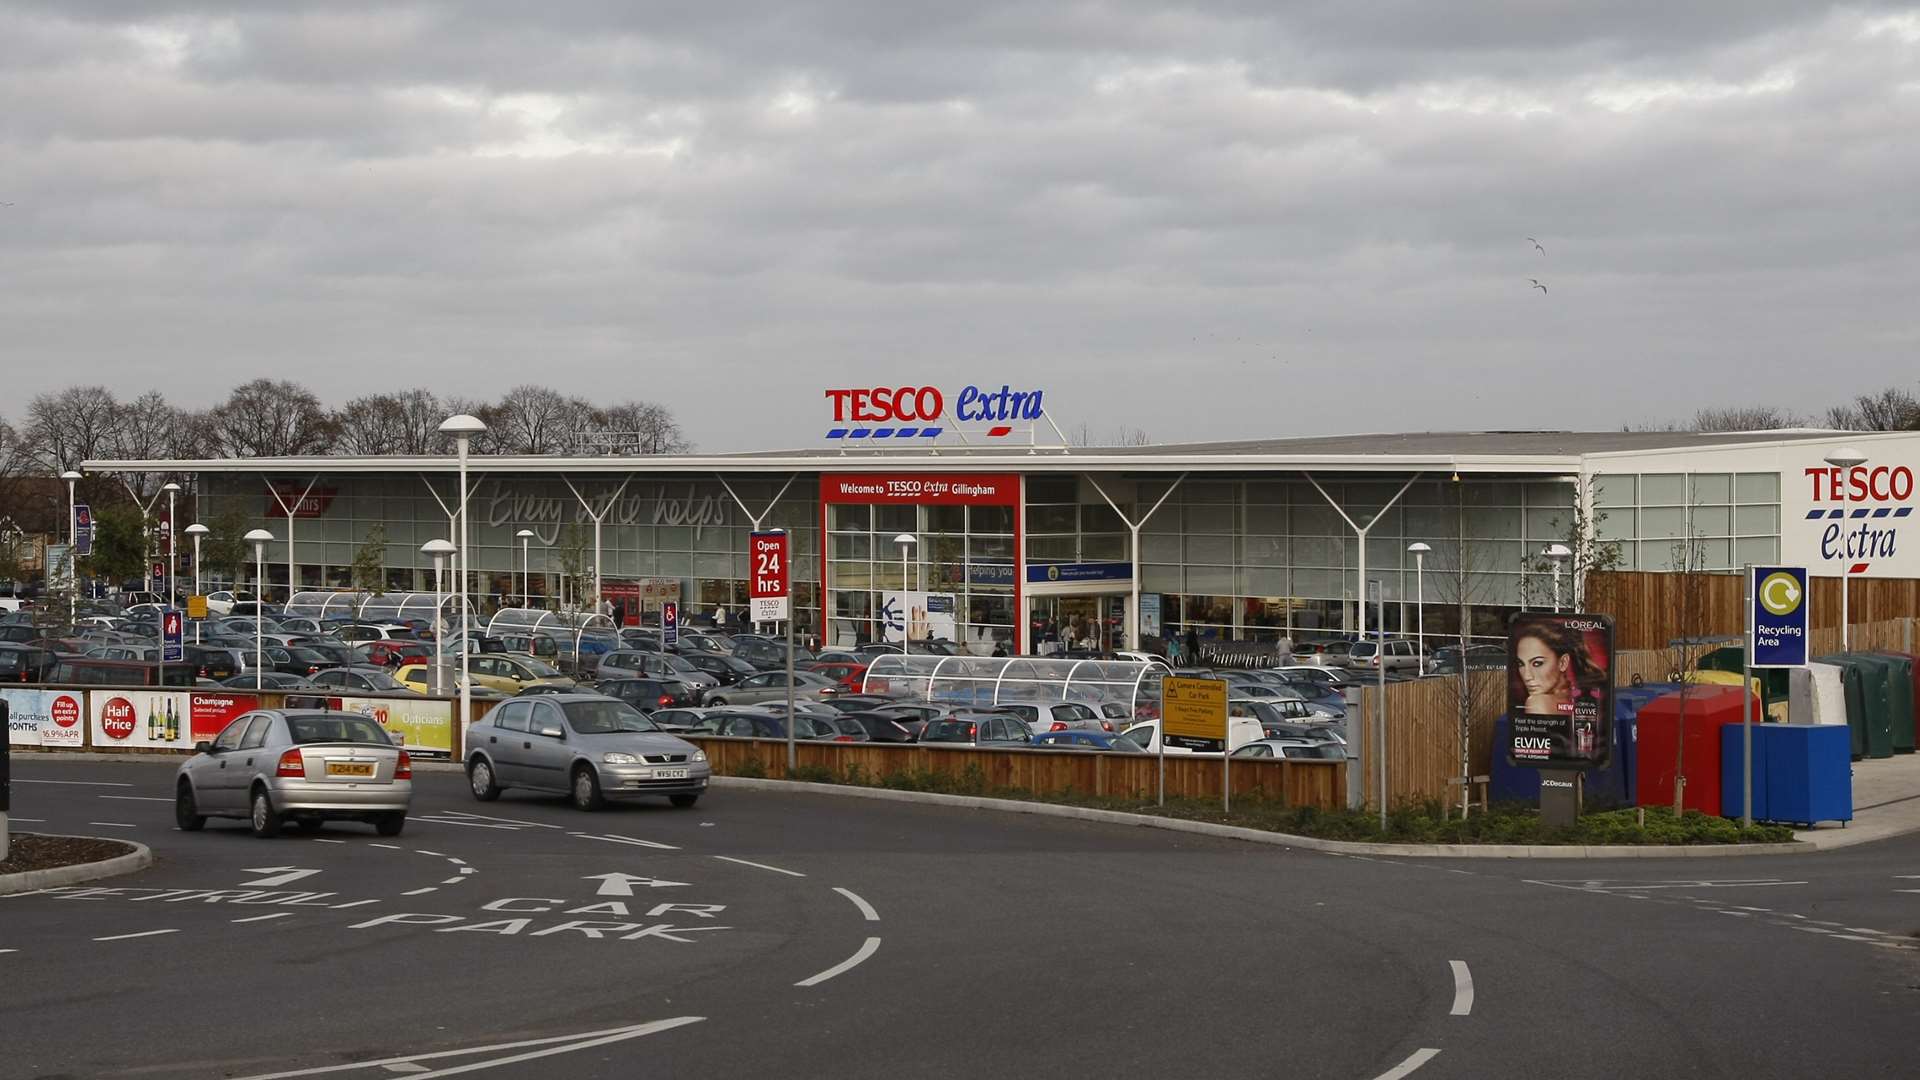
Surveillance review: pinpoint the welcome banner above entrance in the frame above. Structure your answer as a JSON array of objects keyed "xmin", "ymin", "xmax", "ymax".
[
  {"xmin": 1026, "ymin": 561, "xmax": 1132, "ymax": 585},
  {"xmin": 821, "ymin": 473, "xmax": 1020, "ymax": 506}
]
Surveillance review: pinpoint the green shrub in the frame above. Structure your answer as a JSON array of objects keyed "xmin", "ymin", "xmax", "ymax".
[{"xmin": 733, "ymin": 756, "xmax": 766, "ymax": 779}]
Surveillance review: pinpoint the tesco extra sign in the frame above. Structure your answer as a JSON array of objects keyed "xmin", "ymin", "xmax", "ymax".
[
  {"xmin": 824, "ymin": 384, "xmax": 1045, "ymax": 441},
  {"xmin": 1785, "ymin": 454, "xmax": 1917, "ymax": 577}
]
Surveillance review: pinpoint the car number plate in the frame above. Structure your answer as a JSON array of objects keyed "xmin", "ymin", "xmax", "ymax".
[
  {"xmin": 326, "ymin": 761, "xmax": 375, "ymax": 777},
  {"xmin": 654, "ymin": 768, "xmax": 689, "ymax": 779}
]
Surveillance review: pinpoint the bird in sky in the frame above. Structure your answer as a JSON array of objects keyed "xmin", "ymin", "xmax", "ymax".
[
  {"xmin": 1529, "ymin": 279, "xmax": 1547, "ymax": 294},
  {"xmin": 1528, "ymin": 237, "xmax": 1545, "ymax": 254}
]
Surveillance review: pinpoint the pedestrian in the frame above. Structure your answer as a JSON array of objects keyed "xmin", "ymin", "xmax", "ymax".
[
  {"xmin": 1185, "ymin": 625, "xmax": 1201, "ymax": 665},
  {"xmin": 713, "ymin": 604, "xmax": 728, "ymax": 629},
  {"xmin": 1167, "ymin": 632, "xmax": 1183, "ymax": 665}
]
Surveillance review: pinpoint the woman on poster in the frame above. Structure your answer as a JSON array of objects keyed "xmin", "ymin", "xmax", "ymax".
[{"xmin": 1508, "ymin": 614, "xmax": 1608, "ymax": 716}]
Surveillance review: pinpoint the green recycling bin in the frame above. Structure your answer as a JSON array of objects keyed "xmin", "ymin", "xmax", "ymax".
[
  {"xmin": 1829, "ymin": 654, "xmax": 1897, "ymax": 759},
  {"xmin": 1868, "ymin": 652, "xmax": 1916, "ymax": 754},
  {"xmin": 1697, "ymin": 646, "xmax": 1791, "ymax": 720},
  {"xmin": 1815, "ymin": 655, "xmax": 1870, "ymax": 760}
]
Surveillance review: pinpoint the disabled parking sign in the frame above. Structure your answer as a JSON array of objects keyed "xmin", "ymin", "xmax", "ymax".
[{"xmin": 1749, "ymin": 565, "xmax": 1809, "ymax": 668}]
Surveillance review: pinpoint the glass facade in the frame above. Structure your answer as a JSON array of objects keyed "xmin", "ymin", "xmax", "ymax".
[{"xmin": 1593, "ymin": 471, "xmax": 1782, "ymax": 572}]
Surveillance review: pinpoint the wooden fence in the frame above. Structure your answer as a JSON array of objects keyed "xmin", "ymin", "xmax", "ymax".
[
  {"xmin": 1588, "ymin": 571, "xmax": 1920, "ymax": 651},
  {"xmin": 682, "ymin": 736, "xmax": 1346, "ymax": 808},
  {"xmin": 1357, "ymin": 673, "xmax": 1500, "ymax": 808}
]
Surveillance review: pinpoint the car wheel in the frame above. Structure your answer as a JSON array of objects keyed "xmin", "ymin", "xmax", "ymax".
[
  {"xmin": 249, "ymin": 787, "xmax": 282, "ymax": 838},
  {"xmin": 174, "ymin": 782, "xmax": 206, "ymax": 832},
  {"xmin": 669, "ymin": 793, "xmax": 700, "ymax": 809},
  {"xmin": 468, "ymin": 757, "xmax": 501, "ymax": 801},
  {"xmin": 707, "ymin": 697, "xmax": 728, "ymax": 706},
  {"xmin": 570, "ymin": 765, "xmax": 605, "ymax": 811},
  {"xmin": 374, "ymin": 812, "xmax": 407, "ymax": 837}
]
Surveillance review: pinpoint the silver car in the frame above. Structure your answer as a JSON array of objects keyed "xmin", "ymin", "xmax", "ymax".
[
  {"xmin": 175, "ymin": 709, "xmax": 413, "ymax": 838},
  {"xmin": 705, "ymin": 670, "xmax": 841, "ymax": 706},
  {"xmin": 464, "ymin": 693, "xmax": 712, "ymax": 810}
]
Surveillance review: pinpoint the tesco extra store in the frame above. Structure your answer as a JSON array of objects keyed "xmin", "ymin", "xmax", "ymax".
[{"xmin": 91, "ymin": 426, "xmax": 1920, "ymax": 654}]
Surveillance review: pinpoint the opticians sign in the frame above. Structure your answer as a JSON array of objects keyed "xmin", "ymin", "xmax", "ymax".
[
  {"xmin": 823, "ymin": 384, "xmax": 1046, "ymax": 441},
  {"xmin": 1783, "ymin": 453, "xmax": 1917, "ymax": 578}
]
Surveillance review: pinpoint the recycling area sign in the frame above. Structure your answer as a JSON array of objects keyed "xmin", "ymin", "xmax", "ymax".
[{"xmin": 1749, "ymin": 565, "xmax": 1809, "ymax": 668}]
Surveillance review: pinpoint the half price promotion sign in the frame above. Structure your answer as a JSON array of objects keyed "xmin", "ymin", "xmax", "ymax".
[{"xmin": 750, "ymin": 530, "xmax": 790, "ymax": 622}]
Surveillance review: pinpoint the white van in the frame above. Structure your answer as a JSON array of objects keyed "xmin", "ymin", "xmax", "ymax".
[{"xmin": 1117, "ymin": 717, "xmax": 1265, "ymax": 755}]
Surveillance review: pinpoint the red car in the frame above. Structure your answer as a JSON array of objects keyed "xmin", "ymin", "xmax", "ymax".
[
  {"xmin": 805, "ymin": 660, "xmax": 869, "ymax": 693},
  {"xmin": 357, "ymin": 640, "xmax": 433, "ymax": 668}
]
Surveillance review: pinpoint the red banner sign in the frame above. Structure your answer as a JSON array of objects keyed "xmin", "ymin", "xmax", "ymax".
[
  {"xmin": 265, "ymin": 485, "xmax": 339, "ymax": 518},
  {"xmin": 191, "ymin": 693, "xmax": 260, "ymax": 742},
  {"xmin": 821, "ymin": 473, "xmax": 1019, "ymax": 506}
]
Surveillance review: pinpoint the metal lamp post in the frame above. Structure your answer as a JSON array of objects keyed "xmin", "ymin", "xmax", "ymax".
[
  {"xmin": 1407, "ymin": 542, "xmax": 1431, "ymax": 670},
  {"xmin": 893, "ymin": 533, "xmax": 916, "ymax": 645},
  {"xmin": 440, "ymin": 414, "xmax": 488, "ymax": 738},
  {"xmin": 162, "ymin": 482, "xmax": 181, "ymax": 609},
  {"xmin": 1543, "ymin": 544, "xmax": 1573, "ymax": 613},
  {"xmin": 516, "ymin": 529, "xmax": 535, "ymax": 606},
  {"xmin": 61, "ymin": 470, "xmax": 81, "ymax": 627},
  {"xmin": 422, "ymin": 538, "xmax": 456, "ymax": 696},
  {"xmin": 184, "ymin": 523, "xmax": 209, "ymax": 644},
  {"xmin": 1825, "ymin": 446, "xmax": 1869, "ymax": 650},
  {"xmin": 244, "ymin": 529, "xmax": 274, "ymax": 690}
]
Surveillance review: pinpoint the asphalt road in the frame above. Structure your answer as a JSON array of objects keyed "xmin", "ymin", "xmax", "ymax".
[{"xmin": 4, "ymin": 758, "xmax": 1920, "ymax": 1079}]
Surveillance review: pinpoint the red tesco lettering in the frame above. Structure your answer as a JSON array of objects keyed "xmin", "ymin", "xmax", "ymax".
[
  {"xmin": 824, "ymin": 387, "xmax": 945, "ymax": 423},
  {"xmin": 1805, "ymin": 465, "xmax": 1913, "ymax": 502}
]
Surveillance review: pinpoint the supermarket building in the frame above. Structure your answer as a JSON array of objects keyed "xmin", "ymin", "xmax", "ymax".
[{"xmin": 89, "ymin": 427, "xmax": 1920, "ymax": 654}]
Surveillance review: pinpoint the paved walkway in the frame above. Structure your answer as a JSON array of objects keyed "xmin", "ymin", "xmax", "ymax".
[{"xmin": 1794, "ymin": 752, "xmax": 1920, "ymax": 849}]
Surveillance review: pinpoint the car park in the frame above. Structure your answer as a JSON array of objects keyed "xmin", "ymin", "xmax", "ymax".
[
  {"xmin": 993, "ymin": 701, "xmax": 1111, "ymax": 734},
  {"xmin": 391, "ymin": 664, "xmax": 508, "ymax": 698},
  {"xmin": 175, "ymin": 708, "xmax": 413, "ymax": 837},
  {"xmin": 464, "ymin": 653, "xmax": 577, "ymax": 694},
  {"xmin": 647, "ymin": 707, "xmax": 718, "ymax": 733},
  {"xmin": 312, "ymin": 665, "xmax": 422, "ymax": 694},
  {"xmin": 731, "ymin": 638, "xmax": 816, "ymax": 671},
  {"xmin": 594, "ymin": 677, "xmax": 704, "ymax": 712},
  {"xmin": 680, "ymin": 709, "xmax": 838, "ymax": 740},
  {"xmin": 293, "ymin": 640, "xmax": 359, "ymax": 668},
  {"xmin": 356, "ymin": 640, "xmax": 433, "ymax": 668},
  {"xmin": 919, "ymin": 713, "xmax": 1033, "ymax": 747},
  {"xmin": 48, "ymin": 658, "xmax": 198, "ymax": 686},
  {"xmin": 465, "ymin": 694, "xmax": 711, "ymax": 810},
  {"xmin": 202, "ymin": 590, "xmax": 248, "ymax": 615},
  {"xmin": 84, "ymin": 644, "xmax": 160, "ymax": 662},
  {"xmin": 705, "ymin": 670, "xmax": 842, "ymax": 706},
  {"xmin": 1342, "ymin": 639, "xmax": 1424, "ymax": 674},
  {"xmin": 805, "ymin": 660, "xmax": 869, "ymax": 692},
  {"xmin": 333, "ymin": 623, "xmax": 418, "ymax": 643},
  {"xmin": 0, "ymin": 643, "xmax": 57, "ymax": 682},
  {"xmin": 678, "ymin": 651, "xmax": 757, "ymax": 686},
  {"xmin": 1030, "ymin": 730, "xmax": 1145, "ymax": 751},
  {"xmin": 820, "ymin": 692, "xmax": 906, "ymax": 713},
  {"xmin": 595, "ymin": 650, "xmax": 718, "ymax": 695},
  {"xmin": 840, "ymin": 710, "xmax": 922, "ymax": 743},
  {"xmin": 1428, "ymin": 644, "xmax": 1506, "ymax": 674},
  {"xmin": 672, "ymin": 631, "xmax": 733, "ymax": 656}
]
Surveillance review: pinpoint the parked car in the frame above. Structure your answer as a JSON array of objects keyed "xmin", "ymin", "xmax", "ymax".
[
  {"xmin": 1030, "ymin": 730, "xmax": 1145, "ymax": 752},
  {"xmin": 919, "ymin": 713, "xmax": 1033, "ymax": 747},
  {"xmin": 1230, "ymin": 697, "xmax": 1337, "ymax": 727},
  {"xmin": 704, "ymin": 670, "xmax": 842, "ymax": 706},
  {"xmin": 176, "ymin": 708, "xmax": 412, "ymax": 836},
  {"xmin": 672, "ymin": 631, "xmax": 733, "ymax": 656},
  {"xmin": 731, "ymin": 639, "xmax": 817, "ymax": 671},
  {"xmin": 598, "ymin": 651, "xmax": 718, "ymax": 696},
  {"xmin": 333, "ymin": 623, "xmax": 419, "ymax": 643},
  {"xmin": 464, "ymin": 694, "xmax": 711, "ymax": 810},
  {"xmin": 292, "ymin": 640, "xmax": 359, "ymax": 668},
  {"xmin": 820, "ymin": 693, "xmax": 908, "ymax": 713},
  {"xmin": 202, "ymin": 590, "xmax": 250, "ymax": 616},
  {"xmin": 1115, "ymin": 717, "xmax": 1265, "ymax": 754},
  {"xmin": 311, "ymin": 665, "xmax": 422, "ymax": 694},
  {"xmin": 356, "ymin": 640, "xmax": 434, "ymax": 669},
  {"xmin": 1342, "ymin": 639, "xmax": 1424, "ymax": 675},
  {"xmin": 0, "ymin": 643, "xmax": 57, "ymax": 683},
  {"xmin": 391, "ymin": 664, "xmax": 509, "ymax": 699},
  {"xmin": 693, "ymin": 710, "xmax": 840, "ymax": 740},
  {"xmin": 993, "ymin": 701, "xmax": 1111, "ymax": 735},
  {"xmin": 1231, "ymin": 738, "xmax": 1345, "ymax": 761},
  {"xmin": 84, "ymin": 644, "xmax": 160, "ymax": 662},
  {"xmin": 595, "ymin": 677, "xmax": 704, "ymax": 713},
  {"xmin": 1428, "ymin": 644, "xmax": 1506, "ymax": 674},
  {"xmin": 804, "ymin": 660, "xmax": 869, "ymax": 693},
  {"xmin": 648, "ymin": 707, "xmax": 719, "ymax": 734},
  {"xmin": 464, "ymin": 653, "xmax": 577, "ymax": 695},
  {"xmin": 223, "ymin": 672, "xmax": 321, "ymax": 691},
  {"xmin": 678, "ymin": 652, "xmax": 758, "ymax": 687},
  {"xmin": 840, "ymin": 710, "xmax": 922, "ymax": 743},
  {"xmin": 47, "ymin": 658, "xmax": 197, "ymax": 686}
]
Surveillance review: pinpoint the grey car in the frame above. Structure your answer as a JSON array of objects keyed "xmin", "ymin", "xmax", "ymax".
[
  {"xmin": 174, "ymin": 709, "xmax": 412, "ymax": 837},
  {"xmin": 705, "ymin": 670, "xmax": 842, "ymax": 706},
  {"xmin": 594, "ymin": 649, "xmax": 718, "ymax": 695},
  {"xmin": 464, "ymin": 694, "xmax": 712, "ymax": 810},
  {"xmin": 312, "ymin": 665, "xmax": 423, "ymax": 694}
]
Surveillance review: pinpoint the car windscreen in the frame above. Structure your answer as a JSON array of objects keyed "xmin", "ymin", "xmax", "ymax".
[
  {"xmin": 518, "ymin": 657, "xmax": 562, "ymax": 677},
  {"xmin": 662, "ymin": 654, "xmax": 701, "ymax": 673},
  {"xmin": 1348, "ymin": 642, "xmax": 1377, "ymax": 658},
  {"xmin": 288, "ymin": 716, "xmax": 393, "ymax": 745},
  {"xmin": 921, "ymin": 719, "xmax": 978, "ymax": 741},
  {"xmin": 563, "ymin": 700, "xmax": 661, "ymax": 734},
  {"xmin": 360, "ymin": 672, "xmax": 406, "ymax": 690}
]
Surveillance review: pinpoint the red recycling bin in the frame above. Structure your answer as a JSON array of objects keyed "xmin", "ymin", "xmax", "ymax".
[{"xmin": 1634, "ymin": 685, "xmax": 1760, "ymax": 815}]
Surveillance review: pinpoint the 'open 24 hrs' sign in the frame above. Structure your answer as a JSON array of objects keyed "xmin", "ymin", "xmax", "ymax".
[{"xmin": 749, "ymin": 531, "xmax": 790, "ymax": 622}]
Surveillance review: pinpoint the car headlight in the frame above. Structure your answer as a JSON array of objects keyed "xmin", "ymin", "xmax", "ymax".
[
  {"xmin": 602, "ymin": 752, "xmax": 641, "ymax": 765},
  {"xmin": 691, "ymin": 749, "xmax": 708, "ymax": 763}
]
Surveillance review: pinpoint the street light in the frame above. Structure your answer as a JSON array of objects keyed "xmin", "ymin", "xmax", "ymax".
[
  {"xmin": 1407, "ymin": 542, "xmax": 1431, "ymax": 667},
  {"xmin": 162, "ymin": 482, "xmax": 181, "ymax": 609},
  {"xmin": 60, "ymin": 470, "xmax": 81, "ymax": 627},
  {"xmin": 516, "ymin": 529, "xmax": 535, "ymax": 606},
  {"xmin": 184, "ymin": 523, "xmax": 209, "ymax": 644},
  {"xmin": 244, "ymin": 529, "xmax": 275, "ymax": 690},
  {"xmin": 893, "ymin": 533, "xmax": 916, "ymax": 644},
  {"xmin": 422, "ymin": 538, "xmax": 457, "ymax": 696},
  {"xmin": 1825, "ymin": 446, "xmax": 1869, "ymax": 650},
  {"xmin": 1543, "ymin": 544, "xmax": 1573, "ymax": 613},
  {"xmin": 440, "ymin": 413, "xmax": 488, "ymax": 735}
]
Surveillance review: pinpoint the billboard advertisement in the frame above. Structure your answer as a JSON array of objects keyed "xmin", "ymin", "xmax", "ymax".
[
  {"xmin": 5, "ymin": 689, "xmax": 86, "ymax": 748},
  {"xmin": 190, "ymin": 692, "xmax": 260, "ymax": 743},
  {"xmin": 331, "ymin": 696, "xmax": 454, "ymax": 755},
  {"xmin": 91, "ymin": 691, "xmax": 192, "ymax": 749},
  {"xmin": 881, "ymin": 591, "xmax": 956, "ymax": 645},
  {"xmin": 1503, "ymin": 613, "xmax": 1615, "ymax": 770}
]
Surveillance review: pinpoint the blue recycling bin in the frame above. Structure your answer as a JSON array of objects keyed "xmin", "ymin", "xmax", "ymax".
[{"xmin": 1719, "ymin": 723, "xmax": 1852, "ymax": 825}]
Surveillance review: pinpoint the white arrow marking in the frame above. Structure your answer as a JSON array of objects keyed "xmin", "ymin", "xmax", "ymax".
[
  {"xmin": 583, "ymin": 873, "xmax": 690, "ymax": 896},
  {"xmin": 239, "ymin": 867, "xmax": 323, "ymax": 888}
]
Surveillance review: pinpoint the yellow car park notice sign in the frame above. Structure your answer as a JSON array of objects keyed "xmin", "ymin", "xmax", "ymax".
[
  {"xmin": 1161, "ymin": 676, "xmax": 1228, "ymax": 751},
  {"xmin": 186, "ymin": 595, "xmax": 209, "ymax": 620}
]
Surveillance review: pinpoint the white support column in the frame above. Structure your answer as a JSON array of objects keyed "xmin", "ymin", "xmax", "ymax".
[
  {"xmin": 263, "ymin": 475, "xmax": 323, "ymax": 601},
  {"xmin": 1085, "ymin": 472, "xmax": 1187, "ymax": 652},
  {"xmin": 562, "ymin": 475, "xmax": 634, "ymax": 618}
]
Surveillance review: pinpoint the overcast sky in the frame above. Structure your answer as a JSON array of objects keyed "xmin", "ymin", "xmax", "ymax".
[{"xmin": 2, "ymin": 2, "xmax": 1915, "ymax": 451}]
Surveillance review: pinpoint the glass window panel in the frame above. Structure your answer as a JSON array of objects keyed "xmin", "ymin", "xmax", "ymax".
[
  {"xmin": 1612, "ymin": 541, "xmax": 1637, "ymax": 571},
  {"xmin": 1735, "ymin": 505, "xmax": 1779, "ymax": 536},
  {"xmin": 1735, "ymin": 473, "xmax": 1781, "ymax": 503},
  {"xmin": 1186, "ymin": 566, "xmax": 1236, "ymax": 594},
  {"xmin": 1186, "ymin": 536, "xmax": 1234, "ymax": 564},
  {"xmin": 1691, "ymin": 474, "xmax": 1733, "ymax": 503},
  {"xmin": 1141, "ymin": 564, "xmax": 1181, "ymax": 591},
  {"xmin": 657, "ymin": 526, "xmax": 693, "ymax": 550},
  {"xmin": 1081, "ymin": 504, "xmax": 1124, "ymax": 534},
  {"xmin": 831, "ymin": 534, "xmax": 870, "ymax": 559},
  {"xmin": 1028, "ymin": 505, "xmax": 1077, "ymax": 533},
  {"xmin": 1082, "ymin": 534, "xmax": 1127, "ymax": 560},
  {"xmin": 1245, "ymin": 500, "xmax": 1286, "ymax": 534},
  {"xmin": 1142, "ymin": 533, "xmax": 1182, "ymax": 562},
  {"xmin": 874, "ymin": 506, "xmax": 915, "ymax": 533},
  {"xmin": 1185, "ymin": 483, "xmax": 1238, "ymax": 504},
  {"xmin": 1693, "ymin": 538, "xmax": 1733, "ymax": 569},
  {"xmin": 1691, "ymin": 506, "xmax": 1731, "ymax": 536},
  {"xmin": 1402, "ymin": 505, "xmax": 1450, "ymax": 540},
  {"xmin": 1238, "ymin": 567, "xmax": 1289, "ymax": 596},
  {"xmin": 1290, "ymin": 537, "xmax": 1340, "ymax": 567},
  {"xmin": 1524, "ymin": 508, "xmax": 1570, "ymax": 541},
  {"xmin": 1735, "ymin": 537, "xmax": 1780, "ymax": 565},
  {"xmin": 1464, "ymin": 507, "xmax": 1521, "ymax": 538},
  {"xmin": 1290, "ymin": 568, "xmax": 1340, "ymax": 598},
  {"xmin": 1641, "ymin": 474, "xmax": 1687, "ymax": 505},
  {"xmin": 1242, "ymin": 536, "xmax": 1286, "ymax": 566},
  {"xmin": 1183, "ymin": 504, "xmax": 1235, "ymax": 534},
  {"xmin": 657, "ymin": 552, "xmax": 692, "ymax": 576},
  {"xmin": 969, "ymin": 536, "xmax": 1013, "ymax": 560},
  {"xmin": 1596, "ymin": 508, "xmax": 1635, "ymax": 541},
  {"xmin": 830, "ymin": 505, "xmax": 870, "ymax": 531},
  {"xmin": 694, "ymin": 553, "xmax": 733, "ymax": 578},
  {"xmin": 1526, "ymin": 483, "xmax": 1575, "ymax": 509},
  {"xmin": 1026, "ymin": 477, "xmax": 1076, "ymax": 503},
  {"xmin": 1641, "ymin": 507, "xmax": 1687, "ymax": 539},
  {"xmin": 1027, "ymin": 537, "xmax": 1077, "ymax": 561},
  {"xmin": 970, "ymin": 506, "xmax": 1013, "ymax": 534},
  {"xmin": 924, "ymin": 505, "xmax": 966, "ymax": 534},
  {"xmin": 1465, "ymin": 483, "xmax": 1522, "ymax": 507}
]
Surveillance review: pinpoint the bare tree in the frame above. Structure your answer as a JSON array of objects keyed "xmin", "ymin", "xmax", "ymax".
[
  {"xmin": 1691, "ymin": 404, "xmax": 1805, "ymax": 432},
  {"xmin": 1067, "ymin": 423, "xmax": 1153, "ymax": 447},
  {"xmin": 1427, "ymin": 486, "xmax": 1506, "ymax": 816},
  {"xmin": 589, "ymin": 401, "xmax": 692, "ymax": 454},
  {"xmin": 1824, "ymin": 386, "xmax": 1920, "ymax": 431},
  {"xmin": 1661, "ymin": 524, "xmax": 1717, "ymax": 814},
  {"xmin": 440, "ymin": 396, "xmax": 507, "ymax": 455},
  {"xmin": 336, "ymin": 390, "xmax": 446, "ymax": 455},
  {"xmin": 487, "ymin": 385, "xmax": 590, "ymax": 455},
  {"xmin": 22, "ymin": 385, "xmax": 123, "ymax": 471},
  {"xmin": 1521, "ymin": 478, "xmax": 1624, "ymax": 611},
  {"xmin": 214, "ymin": 379, "xmax": 339, "ymax": 457}
]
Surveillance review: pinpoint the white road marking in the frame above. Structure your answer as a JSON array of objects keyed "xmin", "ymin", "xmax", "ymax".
[
  {"xmin": 6, "ymin": 817, "xmax": 45, "ymax": 823},
  {"xmin": 382, "ymin": 1065, "xmax": 429, "ymax": 1075},
  {"xmin": 415, "ymin": 850, "xmax": 447, "ymax": 857},
  {"xmin": 1448, "ymin": 960, "xmax": 1473, "ymax": 1016},
  {"xmin": 446, "ymin": 858, "xmax": 466, "ymax": 866},
  {"xmin": 413, "ymin": 818, "xmax": 523, "ymax": 831},
  {"xmin": 371, "ymin": 844, "xmax": 403, "ymax": 851},
  {"xmin": 226, "ymin": 1016, "xmax": 705, "ymax": 1079},
  {"xmin": 441, "ymin": 878, "xmax": 467, "ymax": 886},
  {"xmin": 795, "ymin": 936, "xmax": 881, "ymax": 987},
  {"xmin": 402, "ymin": 888, "xmax": 438, "ymax": 897},
  {"xmin": 87, "ymin": 822, "xmax": 137, "ymax": 829},
  {"xmin": 1833, "ymin": 934, "xmax": 1878, "ymax": 943},
  {"xmin": 0, "ymin": 949, "xmax": 16, "ymax": 955},
  {"xmin": 94, "ymin": 929, "xmax": 180, "ymax": 942},
  {"xmin": 239, "ymin": 867, "xmax": 323, "ymax": 888},
  {"xmin": 423, "ymin": 810, "xmax": 564, "ymax": 830},
  {"xmin": 1372, "ymin": 1048, "xmax": 1441, "ymax": 1080},
  {"xmin": 331, "ymin": 899, "xmax": 381, "ymax": 909},
  {"xmin": 568, "ymin": 832, "xmax": 678, "ymax": 850},
  {"xmin": 833, "ymin": 887, "xmax": 880, "ymax": 922},
  {"xmin": 233, "ymin": 912, "xmax": 295, "ymax": 924},
  {"xmin": 459, "ymin": 867, "xmax": 477, "ymax": 875},
  {"xmin": 713, "ymin": 855, "xmax": 805, "ymax": 878},
  {"xmin": 14, "ymin": 779, "xmax": 133, "ymax": 787},
  {"xmin": 313, "ymin": 839, "xmax": 346, "ymax": 844},
  {"xmin": 99, "ymin": 795, "xmax": 173, "ymax": 802}
]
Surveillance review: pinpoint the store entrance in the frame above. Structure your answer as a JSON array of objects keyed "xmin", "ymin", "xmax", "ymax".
[{"xmin": 1028, "ymin": 594, "xmax": 1126, "ymax": 655}]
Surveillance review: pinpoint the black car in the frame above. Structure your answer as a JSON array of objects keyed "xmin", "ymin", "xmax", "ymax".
[
  {"xmin": 597, "ymin": 677, "xmax": 704, "ymax": 712},
  {"xmin": 695, "ymin": 710, "xmax": 838, "ymax": 740},
  {"xmin": 0, "ymin": 643, "xmax": 57, "ymax": 683},
  {"xmin": 679, "ymin": 652, "xmax": 757, "ymax": 686},
  {"xmin": 842, "ymin": 710, "xmax": 921, "ymax": 743},
  {"xmin": 730, "ymin": 639, "xmax": 817, "ymax": 671},
  {"xmin": 181, "ymin": 644, "xmax": 240, "ymax": 681}
]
